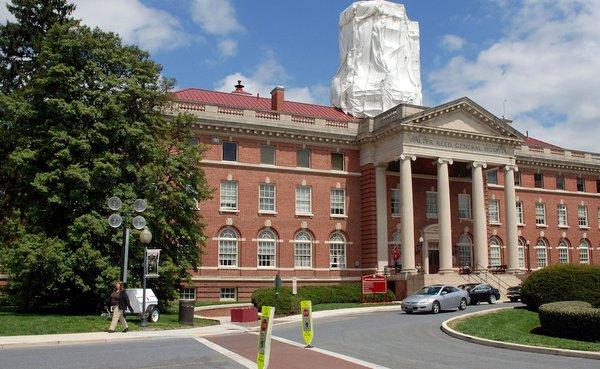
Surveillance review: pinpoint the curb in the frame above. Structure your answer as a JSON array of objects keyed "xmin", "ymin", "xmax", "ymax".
[{"xmin": 441, "ymin": 307, "xmax": 600, "ymax": 360}]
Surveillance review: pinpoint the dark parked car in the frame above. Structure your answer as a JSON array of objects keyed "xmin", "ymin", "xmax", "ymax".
[
  {"xmin": 506, "ymin": 285, "xmax": 521, "ymax": 302},
  {"xmin": 458, "ymin": 283, "xmax": 500, "ymax": 304}
]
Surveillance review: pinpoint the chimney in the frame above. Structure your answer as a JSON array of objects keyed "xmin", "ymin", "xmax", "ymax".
[{"xmin": 270, "ymin": 86, "xmax": 285, "ymax": 111}]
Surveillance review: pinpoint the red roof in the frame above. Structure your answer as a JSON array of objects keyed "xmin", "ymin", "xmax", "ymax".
[
  {"xmin": 522, "ymin": 137, "xmax": 563, "ymax": 150},
  {"xmin": 173, "ymin": 88, "xmax": 357, "ymax": 122}
]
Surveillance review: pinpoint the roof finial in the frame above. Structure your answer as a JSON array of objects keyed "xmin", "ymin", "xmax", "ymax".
[{"xmin": 234, "ymin": 80, "xmax": 244, "ymax": 92}]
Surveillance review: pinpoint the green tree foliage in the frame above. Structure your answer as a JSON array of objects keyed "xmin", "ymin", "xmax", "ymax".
[{"xmin": 0, "ymin": 0, "xmax": 210, "ymax": 310}]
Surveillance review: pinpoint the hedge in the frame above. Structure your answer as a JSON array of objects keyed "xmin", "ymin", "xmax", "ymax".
[
  {"xmin": 251, "ymin": 284, "xmax": 395, "ymax": 316},
  {"xmin": 520, "ymin": 264, "xmax": 600, "ymax": 311},
  {"xmin": 538, "ymin": 301, "xmax": 600, "ymax": 342}
]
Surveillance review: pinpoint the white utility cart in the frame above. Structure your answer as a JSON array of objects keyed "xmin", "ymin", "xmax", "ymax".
[{"xmin": 125, "ymin": 288, "xmax": 160, "ymax": 323}]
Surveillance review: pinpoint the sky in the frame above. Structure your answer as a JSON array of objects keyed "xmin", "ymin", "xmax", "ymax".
[{"xmin": 1, "ymin": 0, "xmax": 599, "ymax": 152}]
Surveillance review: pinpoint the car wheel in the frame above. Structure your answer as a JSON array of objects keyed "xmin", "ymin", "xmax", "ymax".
[
  {"xmin": 458, "ymin": 298, "xmax": 467, "ymax": 310},
  {"xmin": 405, "ymin": 310, "xmax": 413, "ymax": 314},
  {"xmin": 488, "ymin": 295, "xmax": 497, "ymax": 304},
  {"xmin": 509, "ymin": 298, "xmax": 517, "ymax": 303},
  {"xmin": 149, "ymin": 307, "xmax": 160, "ymax": 323},
  {"xmin": 431, "ymin": 301, "xmax": 440, "ymax": 314}
]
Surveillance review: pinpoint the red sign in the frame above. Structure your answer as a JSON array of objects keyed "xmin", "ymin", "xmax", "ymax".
[{"xmin": 362, "ymin": 274, "xmax": 387, "ymax": 294}]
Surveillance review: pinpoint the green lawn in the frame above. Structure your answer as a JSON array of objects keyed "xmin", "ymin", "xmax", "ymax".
[
  {"xmin": 451, "ymin": 308, "xmax": 600, "ymax": 352},
  {"xmin": 0, "ymin": 303, "xmax": 218, "ymax": 336}
]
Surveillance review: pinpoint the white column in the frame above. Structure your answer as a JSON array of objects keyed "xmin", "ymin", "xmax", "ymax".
[
  {"xmin": 437, "ymin": 158, "xmax": 454, "ymax": 274},
  {"xmin": 472, "ymin": 162, "xmax": 488, "ymax": 271},
  {"xmin": 504, "ymin": 165, "xmax": 520, "ymax": 273},
  {"xmin": 375, "ymin": 164, "xmax": 388, "ymax": 273},
  {"xmin": 422, "ymin": 240, "xmax": 429, "ymax": 274},
  {"xmin": 400, "ymin": 155, "xmax": 417, "ymax": 273}
]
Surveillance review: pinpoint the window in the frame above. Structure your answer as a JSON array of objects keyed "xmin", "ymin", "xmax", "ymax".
[
  {"xmin": 598, "ymin": 207, "xmax": 600, "ymax": 228},
  {"xmin": 578, "ymin": 205, "xmax": 588, "ymax": 228},
  {"xmin": 458, "ymin": 194, "xmax": 471, "ymax": 220},
  {"xmin": 486, "ymin": 170, "xmax": 498, "ymax": 184},
  {"xmin": 577, "ymin": 177, "xmax": 585, "ymax": 192},
  {"xmin": 181, "ymin": 288, "xmax": 196, "ymax": 300},
  {"xmin": 426, "ymin": 191, "xmax": 437, "ymax": 219},
  {"xmin": 558, "ymin": 239, "xmax": 569, "ymax": 264},
  {"xmin": 222, "ymin": 141, "xmax": 237, "ymax": 162},
  {"xmin": 514, "ymin": 171, "xmax": 521, "ymax": 186},
  {"xmin": 257, "ymin": 230, "xmax": 276, "ymax": 267},
  {"xmin": 534, "ymin": 173, "xmax": 544, "ymax": 188},
  {"xmin": 489, "ymin": 237, "xmax": 501, "ymax": 267},
  {"xmin": 329, "ymin": 232, "xmax": 346, "ymax": 268},
  {"xmin": 330, "ymin": 188, "xmax": 345, "ymax": 216},
  {"xmin": 294, "ymin": 231, "xmax": 312, "ymax": 267},
  {"xmin": 557, "ymin": 203, "xmax": 568, "ymax": 227},
  {"xmin": 220, "ymin": 288, "xmax": 237, "ymax": 301},
  {"xmin": 297, "ymin": 148, "xmax": 310, "ymax": 168},
  {"xmin": 458, "ymin": 234, "xmax": 472, "ymax": 267},
  {"xmin": 391, "ymin": 188, "xmax": 400, "ymax": 216},
  {"xmin": 535, "ymin": 202, "xmax": 546, "ymax": 226},
  {"xmin": 331, "ymin": 153, "xmax": 344, "ymax": 171},
  {"xmin": 295, "ymin": 186, "xmax": 312, "ymax": 215},
  {"xmin": 259, "ymin": 183, "xmax": 276, "ymax": 213},
  {"xmin": 488, "ymin": 199, "xmax": 500, "ymax": 224},
  {"xmin": 218, "ymin": 228, "xmax": 238, "ymax": 267},
  {"xmin": 556, "ymin": 175, "xmax": 565, "ymax": 190},
  {"xmin": 260, "ymin": 145, "xmax": 275, "ymax": 165},
  {"xmin": 536, "ymin": 239, "xmax": 548, "ymax": 268},
  {"xmin": 220, "ymin": 181, "xmax": 238, "ymax": 211},
  {"xmin": 596, "ymin": 179, "xmax": 600, "ymax": 193},
  {"xmin": 579, "ymin": 240, "xmax": 590, "ymax": 264},
  {"xmin": 516, "ymin": 201, "xmax": 524, "ymax": 225},
  {"xmin": 518, "ymin": 238, "xmax": 525, "ymax": 269}
]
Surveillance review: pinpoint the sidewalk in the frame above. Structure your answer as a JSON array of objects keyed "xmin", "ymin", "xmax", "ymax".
[{"xmin": 0, "ymin": 303, "xmax": 403, "ymax": 349}]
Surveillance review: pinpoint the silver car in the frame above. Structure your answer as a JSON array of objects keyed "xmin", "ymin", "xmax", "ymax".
[{"xmin": 401, "ymin": 284, "xmax": 470, "ymax": 314}]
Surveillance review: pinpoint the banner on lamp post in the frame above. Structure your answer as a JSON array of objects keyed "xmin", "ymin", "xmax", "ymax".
[{"xmin": 145, "ymin": 249, "xmax": 161, "ymax": 278}]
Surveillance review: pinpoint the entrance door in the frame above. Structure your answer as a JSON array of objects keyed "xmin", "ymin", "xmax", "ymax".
[{"xmin": 428, "ymin": 241, "xmax": 440, "ymax": 274}]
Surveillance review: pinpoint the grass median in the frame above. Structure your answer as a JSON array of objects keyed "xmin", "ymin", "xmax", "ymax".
[
  {"xmin": 450, "ymin": 307, "xmax": 600, "ymax": 352},
  {"xmin": 0, "ymin": 303, "xmax": 218, "ymax": 336}
]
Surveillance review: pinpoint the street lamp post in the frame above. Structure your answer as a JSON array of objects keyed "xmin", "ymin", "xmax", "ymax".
[
  {"xmin": 140, "ymin": 227, "xmax": 152, "ymax": 327},
  {"xmin": 526, "ymin": 240, "xmax": 531, "ymax": 273}
]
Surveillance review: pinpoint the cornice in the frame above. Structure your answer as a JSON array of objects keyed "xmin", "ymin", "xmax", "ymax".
[{"xmin": 516, "ymin": 157, "xmax": 600, "ymax": 174}]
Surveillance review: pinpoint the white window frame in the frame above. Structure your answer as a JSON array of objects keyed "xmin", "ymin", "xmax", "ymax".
[
  {"xmin": 220, "ymin": 180, "xmax": 238, "ymax": 212},
  {"xmin": 489, "ymin": 237, "xmax": 501, "ymax": 267},
  {"xmin": 488, "ymin": 199, "xmax": 500, "ymax": 224},
  {"xmin": 218, "ymin": 228, "xmax": 238, "ymax": 267},
  {"xmin": 391, "ymin": 188, "xmax": 400, "ymax": 216},
  {"xmin": 558, "ymin": 239, "xmax": 569, "ymax": 264},
  {"xmin": 518, "ymin": 238, "xmax": 525, "ymax": 269},
  {"xmin": 458, "ymin": 194, "xmax": 471, "ymax": 220},
  {"xmin": 536, "ymin": 239, "xmax": 548, "ymax": 268},
  {"xmin": 294, "ymin": 231, "xmax": 312, "ymax": 268},
  {"xmin": 486, "ymin": 170, "xmax": 498, "ymax": 185},
  {"xmin": 535, "ymin": 202, "xmax": 546, "ymax": 226},
  {"xmin": 219, "ymin": 288, "xmax": 237, "ymax": 301},
  {"xmin": 295, "ymin": 186, "xmax": 312, "ymax": 215},
  {"xmin": 257, "ymin": 230, "xmax": 277, "ymax": 268},
  {"xmin": 181, "ymin": 288, "xmax": 196, "ymax": 300},
  {"xmin": 330, "ymin": 188, "xmax": 346, "ymax": 216},
  {"xmin": 578, "ymin": 205, "xmax": 588, "ymax": 228},
  {"xmin": 329, "ymin": 232, "xmax": 346, "ymax": 268},
  {"xmin": 258, "ymin": 183, "xmax": 276, "ymax": 213},
  {"xmin": 579, "ymin": 240, "xmax": 590, "ymax": 264},
  {"xmin": 458, "ymin": 234, "xmax": 472, "ymax": 267},
  {"xmin": 426, "ymin": 191, "xmax": 438, "ymax": 219},
  {"xmin": 516, "ymin": 201, "xmax": 524, "ymax": 225},
  {"xmin": 557, "ymin": 203, "xmax": 568, "ymax": 227}
]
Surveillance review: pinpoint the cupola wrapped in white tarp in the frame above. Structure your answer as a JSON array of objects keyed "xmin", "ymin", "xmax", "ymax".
[{"xmin": 331, "ymin": 0, "xmax": 422, "ymax": 118}]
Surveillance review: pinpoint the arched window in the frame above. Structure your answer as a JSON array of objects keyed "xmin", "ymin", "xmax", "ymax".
[
  {"xmin": 329, "ymin": 232, "xmax": 346, "ymax": 268},
  {"xmin": 536, "ymin": 238, "xmax": 548, "ymax": 268},
  {"xmin": 257, "ymin": 229, "xmax": 276, "ymax": 268},
  {"xmin": 294, "ymin": 231, "xmax": 312, "ymax": 268},
  {"xmin": 578, "ymin": 239, "xmax": 590, "ymax": 265},
  {"xmin": 489, "ymin": 236, "xmax": 502, "ymax": 267},
  {"xmin": 458, "ymin": 234, "xmax": 472, "ymax": 267},
  {"xmin": 218, "ymin": 228, "xmax": 238, "ymax": 267},
  {"xmin": 558, "ymin": 239, "xmax": 569, "ymax": 264},
  {"xmin": 518, "ymin": 238, "xmax": 526, "ymax": 269}
]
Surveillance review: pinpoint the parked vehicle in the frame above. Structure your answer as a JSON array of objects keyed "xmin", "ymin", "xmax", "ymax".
[
  {"xmin": 459, "ymin": 283, "xmax": 500, "ymax": 304},
  {"xmin": 401, "ymin": 284, "xmax": 470, "ymax": 314},
  {"xmin": 506, "ymin": 285, "xmax": 521, "ymax": 302}
]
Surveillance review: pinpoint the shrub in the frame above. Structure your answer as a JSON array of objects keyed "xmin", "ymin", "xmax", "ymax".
[
  {"xmin": 538, "ymin": 301, "xmax": 600, "ymax": 342},
  {"xmin": 520, "ymin": 264, "xmax": 600, "ymax": 311},
  {"xmin": 251, "ymin": 287, "xmax": 300, "ymax": 316}
]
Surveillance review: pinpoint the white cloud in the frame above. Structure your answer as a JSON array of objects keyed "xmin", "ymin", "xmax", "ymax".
[
  {"xmin": 191, "ymin": 0, "xmax": 244, "ymax": 36},
  {"xmin": 73, "ymin": 0, "xmax": 188, "ymax": 52},
  {"xmin": 429, "ymin": 0, "xmax": 600, "ymax": 151},
  {"xmin": 218, "ymin": 38, "xmax": 238, "ymax": 57},
  {"xmin": 214, "ymin": 54, "xmax": 328, "ymax": 105},
  {"xmin": 441, "ymin": 34, "xmax": 466, "ymax": 51},
  {"xmin": 0, "ymin": 0, "xmax": 14, "ymax": 23}
]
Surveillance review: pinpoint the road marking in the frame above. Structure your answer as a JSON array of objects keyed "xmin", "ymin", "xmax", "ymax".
[
  {"xmin": 193, "ymin": 337, "xmax": 256, "ymax": 369},
  {"xmin": 248, "ymin": 332, "xmax": 390, "ymax": 369}
]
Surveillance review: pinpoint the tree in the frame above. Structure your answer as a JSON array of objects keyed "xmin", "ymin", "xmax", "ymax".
[{"xmin": 0, "ymin": 1, "xmax": 210, "ymax": 310}]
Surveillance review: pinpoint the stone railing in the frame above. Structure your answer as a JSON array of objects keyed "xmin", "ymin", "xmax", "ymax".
[{"xmin": 517, "ymin": 144, "xmax": 600, "ymax": 166}]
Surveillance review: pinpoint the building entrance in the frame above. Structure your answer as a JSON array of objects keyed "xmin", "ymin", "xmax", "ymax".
[{"xmin": 428, "ymin": 242, "xmax": 440, "ymax": 274}]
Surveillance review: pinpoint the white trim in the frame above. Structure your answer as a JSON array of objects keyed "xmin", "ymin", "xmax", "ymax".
[
  {"xmin": 387, "ymin": 172, "xmax": 472, "ymax": 183},
  {"xmin": 201, "ymin": 159, "xmax": 361, "ymax": 177},
  {"xmin": 191, "ymin": 276, "xmax": 363, "ymax": 282},
  {"xmin": 488, "ymin": 183, "xmax": 600, "ymax": 198},
  {"xmin": 196, "ymin": 266, "xmax": 371, "ymax": 272},
  {"xmin": 194, "ymin": 338, "xmax": 256, "ymax": 369}
]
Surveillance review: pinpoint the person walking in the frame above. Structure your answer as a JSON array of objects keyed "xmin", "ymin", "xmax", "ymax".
[{"xmin": 106, "ymin": 281, "xmax": 134, "ymax": 333}]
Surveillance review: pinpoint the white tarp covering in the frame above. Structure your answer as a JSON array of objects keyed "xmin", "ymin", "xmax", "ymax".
[{"xmin": 331, "ymin": 0, "xmax": 422, "ymax": 118}]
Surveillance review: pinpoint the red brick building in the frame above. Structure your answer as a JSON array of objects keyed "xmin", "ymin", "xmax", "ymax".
[{"xmin": 172, "ymin": 85, "xmax": 600, "ymax": 301}]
